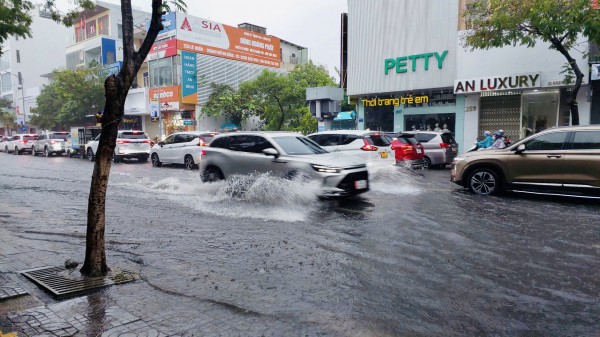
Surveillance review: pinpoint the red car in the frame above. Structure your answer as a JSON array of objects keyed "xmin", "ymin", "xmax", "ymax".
[{"xmin": 386, "ymin": 133, "xmax": 425, "ymax": 169}]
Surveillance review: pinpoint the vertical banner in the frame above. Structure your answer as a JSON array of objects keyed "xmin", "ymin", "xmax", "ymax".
[{"xmin": 181, "ymin": 51, "xmax": 198, "ymax": 104}]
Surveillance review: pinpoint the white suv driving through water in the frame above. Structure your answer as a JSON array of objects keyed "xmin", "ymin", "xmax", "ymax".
[{"xmin": 85, "ymin": 130, "xmax": 151, "ymax": 162}]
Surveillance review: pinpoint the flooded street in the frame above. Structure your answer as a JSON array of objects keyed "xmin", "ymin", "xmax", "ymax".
[{"xmin": 1, "ymin": 154, "xmax": 599, "ymax": 336}]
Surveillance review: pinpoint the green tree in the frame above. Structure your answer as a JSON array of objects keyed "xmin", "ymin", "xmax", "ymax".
[
  {"xmin": 0, "ymin": 97, "xmax": 16, "ymax": 134},
  {"xmin": 39, "ymin": 0, "xmax": 186, "ymax": 277},
  {"xmin": 201, "ymin": 83, "xmax": 249, "ymax": 128},
  {"xmin": 462, "ymin": 0, "xmax": 600, "ymax": 125},
  {"xmin": 31, "ymin": 67, "xmax": 104, "ymax": 130},
  {"xmin": 243, "ymin": 61, "xmax": 335, "ymax": 130}
]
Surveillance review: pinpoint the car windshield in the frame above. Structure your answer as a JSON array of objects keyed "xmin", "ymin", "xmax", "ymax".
[
  {"xmin": 365, "ymin": 135, "xmax": 391, "ymax": 146},
  {"xmin": 23, "ymin": 135, "xmax": 37, "ymax": 141},
  {"xmin": 52, "ymin": 133, "xmax": 69, "ymax": 140},
  {"xmin": 273, "ymin": 136, "xmax": 328, "ymax": 155},
  {"xmin": 440, "ymin": 133, "xmax": 456, "ymax": 144},
  {"xmin": 397, "ymin": 137, "xmax": 419, "ymax": 145},
  {"xmin": 119, "ymin": 132, "xmax": 148, "ymax": 139}
]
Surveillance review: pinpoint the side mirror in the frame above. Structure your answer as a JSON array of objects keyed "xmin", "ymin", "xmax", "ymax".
[
  {"xmin": 515, "ymin": 144, "xmax": 526, "ymax": 154},
  {"xmin": 263, "ymin": 148, "xmax": 279, "ymax": 158}
]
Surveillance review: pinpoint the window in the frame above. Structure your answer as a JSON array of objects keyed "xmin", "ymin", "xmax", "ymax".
[
  {"xmin": 119, "ymin": 132, "xmax": 148, "ymax": 139},
  {"xmin": 117, "ymin": 24, "xmax": 122, "ymax": 39},
  {"xmin": 340, "ymin": 134, "xmax": 360, "ymax": 145},
  {"xmin": 524, "ymin": 132, "xmax": 567, "ymax": 151},
  {"xmin": 317, "ymin": 134, "xmax": 341, "ymax": 146},
  {"xmin": 163, "ymin": 135, "xmax": 175, "ymax": 145},
  {"xmin": 98, "ymin": 15, "xmax": 109, "ymax": 35},
  {"xmin": 16, "ymin": 50, "xmax": 20, "ymax": 63},
  {"xmin": 17, "ymin": 72, "xmax": 22, "ymax": 86},
  {"xmin": 416, "ymin": 133, "xmax": 436, "ymax": 142},
  {"xmin": 571, "ymin": 131, "xmax": 600, "ymax": 150},
  {"xmin": 366, "ymin": 135, "xmax": 390, "ymax": 146},
  {"xmin": 174, "ymin": 134, "xmax": 188, "ymax": 143},
  {"xmin": 210, "ymin": 137, "xmax": 229, "ymax": 149},
  {"xmin": 274, "ymin": 136, "xmax": 328, "ymax": 155},
  {"xmin": 230, "ymin": 135, "xmax": 272, "ymax": 153},
  {"xmin": 1, "ymin": 73, "xmax": 12, "ymax": 92}
]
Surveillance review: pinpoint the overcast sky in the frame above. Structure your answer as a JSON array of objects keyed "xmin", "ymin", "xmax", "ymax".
[{"xmin": 55, "ymin": 0, "xmax": 349, "ymax": 80}]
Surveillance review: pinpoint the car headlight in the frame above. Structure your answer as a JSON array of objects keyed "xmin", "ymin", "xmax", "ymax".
[
  {"xmin": 453, "ymin": 157, "xmax": 465, "ymax": 163},
  {"xmin": 311, "ymin": 164, "xmax": 342, "ymax": 173}
]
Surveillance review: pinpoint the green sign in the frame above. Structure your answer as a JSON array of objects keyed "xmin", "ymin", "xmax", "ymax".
[
  {"xmin": 385, "ymin": 50, "xmax": 448, "ymax": 75},
  {"xmin": 183, "ymin": 120, "xmax": 194, "ymax": 126}
]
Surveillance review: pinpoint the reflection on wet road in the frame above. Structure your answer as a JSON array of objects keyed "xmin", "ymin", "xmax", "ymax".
[{"xmin": 1, "ymin": 154, "xmax": 599, "ymax": 336}]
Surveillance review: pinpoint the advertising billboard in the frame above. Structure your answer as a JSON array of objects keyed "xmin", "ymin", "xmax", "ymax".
[
  {"xmin": 181, "ymin": 51, "xmax": 198, "ymax": 104},
  {"xmin": 146, "ymin": 39, "xmax": 178, "ymax": 61},
  {"xmin": 147, "ymin": 12, "xmax": 177, "ymax": 41},
  {"xmin": 175, "ymin": 14, "xmax": 281, "ymax": 68},
  {"xmin": 149, "ymin": 85, "xmax": 180, "ymax": 111}
]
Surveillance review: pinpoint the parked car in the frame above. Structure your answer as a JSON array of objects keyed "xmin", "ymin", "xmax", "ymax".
[
  {"xmin": 200, "ymin": 131, "xmax": 369, "ymax": 197},
  {"xmin": 6, "ymin": 134, "xmax": 38, "ymax": 154},
  {"xmin": 151, "ymin": 131, "xmax": 218, "ymax": 170},
  {"xmin": 384, "ymin": 132, "xmax": 425, "ymax": 169},
  {"xmin": 0, "ymin": 136, "xmax": 10, "ymax": 152},
  {"xmin": 404, "ymin": 131, "xmax": 459, "ymax": 169},
  {"xmin": 85, "ymin": 130, "xmax": 151, "ymax": 162},
  {"xmin": 306, "ymin": 130, "xmax": 394, "ymax": 168},
  {"xmin": 451, "ymin": 125, "xmax": 600, "ymax": 198},
  {"xmin": 31, "ymin": 131, "xmax": 70, "ymax": 157}
]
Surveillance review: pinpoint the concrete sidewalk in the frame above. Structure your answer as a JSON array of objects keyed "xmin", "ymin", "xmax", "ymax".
[{"xmin": 0, "ymin": 226, "xmax": 324, "ymax": 337}]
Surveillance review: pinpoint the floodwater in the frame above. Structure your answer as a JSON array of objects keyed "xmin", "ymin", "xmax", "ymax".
[{"xmin": 1, "ymin": 153, "xmax": 599, "ymax": 336}]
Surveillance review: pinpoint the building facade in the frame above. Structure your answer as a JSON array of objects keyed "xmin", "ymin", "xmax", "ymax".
[
  {"xmin": 0, "ymin": 4, "xmax": 69, "ymax": 135},
  {"xmin": 346, "ymin": 0, "xmax": 595, "ymax": 151}
]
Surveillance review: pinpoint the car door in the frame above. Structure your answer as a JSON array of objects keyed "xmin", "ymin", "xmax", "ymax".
[
  {"xmin": 561, "ymin": 130, "xmax": 600, "ymax": 189},
  {"xmin": 506, "ymin": 131, "xmax": 568, "ymax": 187},
  {"xmin": 157, "ymin": 135, "xmax": 176, "ymax": 163},
  {"xmin": 228, "ymin": 135, "xmax": 276, "ymax": 176},
  {"xmin": 172, "ymin": 134, "xmax": 192, "ymax": 164}
]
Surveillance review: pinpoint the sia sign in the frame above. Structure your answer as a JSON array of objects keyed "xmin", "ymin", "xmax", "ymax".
[
  {"xmin": 385, "ymin": 51, "xmax": 448, "ymax": 75},
  {"xmin": 176, "ymin": 15, "xmax": 281, "ymax": 68},
  {"xmin": 454, "ymin": 73, "xmax": 541, "ymax": 93}
]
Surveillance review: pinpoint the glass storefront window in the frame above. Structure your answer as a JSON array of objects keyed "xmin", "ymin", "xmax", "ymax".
[
  {"xmin": 404, "ymin": 113, "xmax": 456, "ymax": 133},
  {"xmin": 150, "ymin": 56, "xmax": 180, "ymax": 87},
  {"xmin": 520, "ymin": 90, "xmax": 559, "ymax": 138}
]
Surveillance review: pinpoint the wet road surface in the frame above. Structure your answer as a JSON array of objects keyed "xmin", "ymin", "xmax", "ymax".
[{"xmin": 0, "ymin": 153, "xmax": 599, "ymax": 336}]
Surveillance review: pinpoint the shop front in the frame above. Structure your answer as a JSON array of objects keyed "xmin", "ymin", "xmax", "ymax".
[{"xmin": 149, "ymin": 85, "xmax": 197, "ymax": 138}]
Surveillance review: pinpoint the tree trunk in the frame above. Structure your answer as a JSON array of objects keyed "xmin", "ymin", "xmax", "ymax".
[
  {"xmin": 80, "ymin": 0, "xmax": 165, "ymax": 277},
  {"xmin": 551, "ymin": 37, "xmax": 583, "ymax": 126}
]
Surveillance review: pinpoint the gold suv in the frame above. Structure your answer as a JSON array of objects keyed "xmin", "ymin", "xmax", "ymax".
[{"xmin": 451, "ymin": 125, "xmax": 600, "ymax": 199}]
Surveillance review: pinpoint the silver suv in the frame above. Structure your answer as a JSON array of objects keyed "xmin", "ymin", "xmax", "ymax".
[
  {"xmin": 405, "ymin": 131, "xmax": 458, "ymax": 169},
  {"xmin": 200, "ymin": 132, "xmax": 370, "ymax": 197},
  {"xmin": 85, "ymin": 130, "xmax": 151, "ymax": 163},
  {"xmin": 31, "ymin": 131, "xmax": 70, "ymax": 157}
]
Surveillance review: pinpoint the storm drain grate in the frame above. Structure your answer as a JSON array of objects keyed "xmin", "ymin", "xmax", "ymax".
[
  {"xmin": 0, "ymin": 286, "xmax": 28, "ymax": 301},
  {"xmin": 20, "ymin": 266, "xmax": 136, "ymax": 299}
]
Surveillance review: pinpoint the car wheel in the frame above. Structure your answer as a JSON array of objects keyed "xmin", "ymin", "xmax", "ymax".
[
  {"xmin": 468, "ymin": 168, "xmax": 501, "ymax": 195},
  {"xmin": 14, "ymin": 146, "xmax": 19, "ymax": 155},
  {"xmin": 4, "ymin": 146, "xmax": 8, "ymax": 153},
  {"xmin": 151, "ymin": 153, "xmax": 162, "ymax": 167},
  {"xmin": 201, "ymin": 166, "xmax": 224, "ymax": 183},
  {"xmin": 184, "ymin": 155, "xmax": 195, "ymax": 170},
  {"xmin": 113, "ymin": 154, "xmax": 121, "ymax": 163},
  {"xmin": 87, "ymin": 148, "xmax": 94, "ymax": 161},
  {"xmin": 423, "ymin": 157, "xmax": 431, "ymax": 170},
  {"xmin": 44, "ymin": 147, "xmax": 51, "ymax": 157},
  {"xmin": 31, "ymin": 146, "xmax": 36, "ymax": 156}
]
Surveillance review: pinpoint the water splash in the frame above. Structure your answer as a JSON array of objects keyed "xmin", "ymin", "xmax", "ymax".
[{"xmin": 368, "ymin": 164, "xmax": 424, "ymax": 195}]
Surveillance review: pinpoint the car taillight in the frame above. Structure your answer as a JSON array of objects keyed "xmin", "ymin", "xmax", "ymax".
[
  {"xmin": 440, "ymin": 142, "xmax": 451, "ymax": 148},
  {"xmin": 142, "ymin": 140, "xmax": 151, "ymax": 143},
  {"xmin": 361, "ymin": 139, "xmax": 378, "ymax": 151},
  {"xmin": 21, "ymin": 140, "xmax": 27, "ymax": 144},
  {"xmin": 201, "ymin": 149, "xmax": 206, "ymax": 156},
  {"xmin": 400, "ymin": 145, "xmax": 414, "ymax": 153},
  {"xmin": 50, "ymin": 140, "xmax": 57, "ymax": 145},
  {"xmin": 198, "ymin": 139, "xmax": 208, "ymax": 146},
  {"xmin": 117, "ymin": 139, "xmax": 130, "ymax": 144}
]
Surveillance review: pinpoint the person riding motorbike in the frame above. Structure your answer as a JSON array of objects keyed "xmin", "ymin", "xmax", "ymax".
[
  {"xmin": 489, "ymin": 130, "xmax": 507, "ymax": 149},
  {"xmin": 476, "ymin": 130, "xmax": 493, "ymax": 150}
]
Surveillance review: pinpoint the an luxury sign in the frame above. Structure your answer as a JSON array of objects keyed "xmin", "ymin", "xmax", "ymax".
[{"xmin": 454, "ymin": 73, "xmax": 541, "ymax": 93}]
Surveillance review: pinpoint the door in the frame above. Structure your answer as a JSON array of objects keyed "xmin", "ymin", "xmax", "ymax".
[
  {"xmin": 172, "ymin": 134, "xmax": 191, "ymax": 164},
  {"xmin": 227, "ymin": 135, "xmax": 277, "ymax": 176},
  {"xmin": 158, "ymin": 135, "xmax": 176, "ymax": 162},
  {"xmin": 562, "ymin": 130, "xmax": 600, "ymax": 189},
  {"xmin": 506, "ymin": 131, "xmax": 568, "ymax": 187}
]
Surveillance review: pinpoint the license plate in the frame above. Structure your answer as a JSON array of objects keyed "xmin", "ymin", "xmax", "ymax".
[
  {"xmin": 354, "ymin": 180, "xmax": 367, "ymax": 189},
  {"xmin": 416, "ymin": 148, "xmax": 422, "ymax": 153},
  {"xmin": 379, "ymin": 151, "xmax": 388, "ymax": 158}
]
